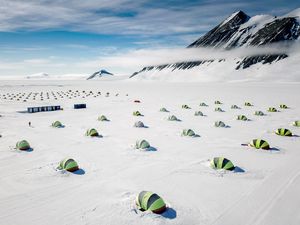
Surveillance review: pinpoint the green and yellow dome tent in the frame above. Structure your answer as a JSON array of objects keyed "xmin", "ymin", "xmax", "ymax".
[
  {"xmin": 279, "ymin": 104, "xmax": 288, "ymax": 109},
  {"xmin": 182, "ymin": 129, "xmax": 196, "ymax": 137},
  {"xmin": 194, "ymin": 111, "xmax": 204, "ymax": 116},
  {"xmin": 160, "ymin": 107, "xmax": 169, "ymax": 112},
  {"xmin": 268, "ymin": 107, "xmax": 278, "ymax": 112},
  {"xmin": 134, "ymin": 121, "xmax": 145, "ymax": 128},
  {"xmin": 57, "ymin": 158, "xmax": 79, "ymax": 172},
  {"xmin": 237, "ymin": 115, "xmax": 248, "ymax": 121},
  {"xmin": 215, "ymin": 107, "xmax": 224, "ymax": 112},
  {"xmin": 182, "ymin": 104, "xmax": 191, "ymax": 109},
  {"xmin": 214, "ymin": 100, "xmax": 222, "ymax": 104},
  {"xmin": 135, "ymin": 139, "xmax": 150, "ymax": 150},
  {"xmin": 254, "ymin": 111, "xmax": 265, "ymax": 116},
  {"xmin": 16, "ymin": 140, "xmax": 31, "ymax": 151},
  {"xmin": 210, "ymin": 157, "xmax": 235, "ymax": 171},
  {"xmin": 245, "ymin": 102, "xmax": 253, "ymax": 106},
  {"xmin": 136, "ymin": 191, "xmax": 167, "ymax": 214},
  {"xmin": 98, "ymin": 115, "xmax": 109, "ymax": 121},
  {"xmin": 199, "ymin": 102, "xmax": 208, "ymax": 106},
  {"xmin": 275, "ymin": 128, "xmax": 292, "ymax": 137},
  {"xmin": 86, "ymin": 128, "xmax": 100, "ymax": 137},
  {"xmin": 249, "ymin": 139, "xmax": 270, "ymax": 150},
  {"xmin": 293, "ymin": 120, "xmax": 300, "ymax": 127},
  {"xmin": 51, "ymin": 121, "xmax": 63, "ymax": 128},
  {"xmin": 133, "ymin": 111, "xmax": 142, "ymax": 116},
  {"xmin": 168, "ymin": 115, "xmax": 179, "ymax": 121},
  {"xmin": 231, "ymin": 105, "xmax": 240, "ymax": 109},
  {"xmin": 215, "ymin": 121, "xmax": 226, "ymax": 127}
]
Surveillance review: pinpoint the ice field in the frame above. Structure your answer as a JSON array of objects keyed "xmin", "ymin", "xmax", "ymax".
[{"xmin": 0, "ymin": 79, "xmax": 300, "ymax": 225}]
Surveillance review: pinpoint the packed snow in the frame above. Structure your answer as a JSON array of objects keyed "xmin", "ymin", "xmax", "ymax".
[{"xmin": 0, "ymin": 79, "xmax": 300, "ymax": 225}]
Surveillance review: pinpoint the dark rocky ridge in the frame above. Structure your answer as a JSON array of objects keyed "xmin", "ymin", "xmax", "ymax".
[{"xmin": 131, "ymin": 10, "xmax": 300, "ymax": 78}]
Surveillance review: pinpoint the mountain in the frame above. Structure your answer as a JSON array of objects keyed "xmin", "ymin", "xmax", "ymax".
[
  {"xmin": 131, "ymin": 9, "xmax": 300, "ymax": 78},
  {"xmin": 26, "ymin": 72, "xmax": 50, "ymax": 79},
  {"xmin": 87, "ymin": 69, "xmax": 114, "ymax": 80}
]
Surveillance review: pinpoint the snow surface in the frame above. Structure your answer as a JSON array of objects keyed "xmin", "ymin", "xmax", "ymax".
[{"xmin": 0, "ymin": 79, "xmax": 300, "ymax": 225}]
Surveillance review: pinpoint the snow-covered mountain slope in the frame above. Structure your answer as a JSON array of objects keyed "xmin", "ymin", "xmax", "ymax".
[
  {"xmin": 131, "ymin": 8, "xmax": 300, "ymax": 79},
  {"xmin": 87, "ymin": 70, "xmax": 114, "ymax": 80}
]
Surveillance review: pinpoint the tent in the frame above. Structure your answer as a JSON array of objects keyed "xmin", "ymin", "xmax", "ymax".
[
  {"xmin": 16, "ymin": 140, "xmax": 30, "ymax": 150},
  {"xmin": 215, "ymin": 121, "xmax": 226, "ymax": 127},
  {"xmin": 280, "ymin": 104, "xmax": 288, "ymax": 109},
  {"xmin": 134, "ymin": 121, "xmax": 145, "ymax": 128},
  {"xmin": 237, "ymin": 115, "xmax": 248, "ymax": 121},
  {"xmin": 160, "ymin": 107, "xmax": 169, "ymax": 112},
  {"xmin": 199, "ymin": 102, "xmax": 208, "ymax": 106},
  {"xmin": 210, "ymin": 157, "xmax": 235, "ymax": 171},
  {"xmin": 58, "ymin": 158, "xmax": 79, "ymax": 172},
  {"xmin": 98, "ymin": 115, "xmax": 109, "ymax": 121},
  {"xmin": 136, "ymin": 191, "xmax": 166, "ymax": 214},
  {"xmin": 215, "ymin": 107, "xmax": 224, "ymax": 112},
  {"xmin": 249, "ymin": 139, "xmax": 270, "ymax": 150},
  {"xmin": 182, "ymin": 129, "xmax": 196, "ymax": 137},
  {"xmin": 231, "ymin": 105, "xmax": 240, "ymax": 109},
  {"xmin": 86, "ymin": 128, "xmax": 99, "ymax": 137},
  {"xmin": 52, "ymin": 121, "xmax": 63, "ymax": 128},
  {"xmin": 182, "ymin": 104, "xmax": 190, "ymax": 109},
  {"xmin": 135, "ymin": 140, "xmax": 150, "ymax": 149},
  {"xmin": 133, "ymin": 111, "xmax": 142, "ymax": 116},
  {"xmin": 275, "ymin": 128, "xmax": 292, "ymax": 136},
  {"xmin": 268, "ymin": 107, "xmax": 278, "ymax": 112},
  {"xmin": 194, "ymin": 111, "xmax": 204, "ymax": 116},
  {"xmin": 254, "ymin": 111, "xmax": 265, "ymax": 116},
  {"xmin": 168, "ymin": 115, "xmax": 179, "ymax": 121},
  {"xmin": 214, "ymin": 100, "xmax": 222, "ymax": 104},
  {"xmin": 293, "ymin": 120, "xmax": 300, "ymax": 127},
  {"xmin": 245, "ymin": 102, "xmax": 253, "ymax": 106}
]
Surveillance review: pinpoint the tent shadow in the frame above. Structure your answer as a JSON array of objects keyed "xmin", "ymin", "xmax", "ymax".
[
  {"xmin": 269, "ymin": 147, "xmax": 280, "ymax": 152},
  {"xmin": 234, "ymin": 166, "xmax": 245, "ymax": 173},
  {"xmin": 225, "ymin": 125, "xmax": 231, "ymax": 128},
  {"xmin": 146, "ymin": 147, "xmax": 157, "ymax": 152},
  {"xmin": 72, "ymin": 169, "xmax": 85, "ymax": 175},
  {"xmin": 292, "ymin": 135, "xmax": 300, "ymax": 137},
  {"xmin": 22, "ymin": 148, "xmax": 33, "ymax": 152},
  {"xmin": 193, "ymin": 134, "xmax": 201, "ymax": 138},
  {"xmin": 161, "ymin": 208, "xmax": 177, "ymax": 219}
]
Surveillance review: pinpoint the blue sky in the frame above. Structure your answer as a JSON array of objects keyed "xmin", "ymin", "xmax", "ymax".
[{"xmin": 0, "ymin": 0, "xmax": 298, "ymax": 76}]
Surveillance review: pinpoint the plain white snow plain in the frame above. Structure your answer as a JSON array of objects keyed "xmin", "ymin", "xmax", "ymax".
[{"xmin": 0, "ymin": 79, "xmax": 300, "ymax": 225}]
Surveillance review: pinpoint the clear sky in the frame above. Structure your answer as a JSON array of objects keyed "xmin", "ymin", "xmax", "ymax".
[{"xmin": 0, "ymin": 0, "xmax": 298, "ymax": 76}]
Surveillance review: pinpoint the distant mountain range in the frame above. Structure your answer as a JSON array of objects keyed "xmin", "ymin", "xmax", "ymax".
[
  {"xmin": 87, "ymin": 69, "xmax": 114, "ymax": 80},
  {"xmin": 131, "ymin": 8, "xmax": 300, "ymax": 78}
]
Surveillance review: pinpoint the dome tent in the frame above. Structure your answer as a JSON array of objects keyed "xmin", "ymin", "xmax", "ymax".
[
  {"xmin": 135, "ymin": 139, "xmax": 150, "ymax": 150},
  {"xmin": 280, "ymin": 104, "xmax": 288, "ymax": 109},
  {"xmin": 215, "ymin": 107, "xmax": 224, "ymax": 112},
  {"xmin": 168, "ymin": 115, "xmax": 179, "ymax": 121},
  {"xmin": 214, "ymin": 100, "xmax": 222, "ymax": 104},
  {"xmin": 210, "ymin": 157, "xmax": 235, "ymax": 171},
  {"xmin": 254, "ymin": 111, "xmax": 265, "ymax": 116},
  {"xmin": 194, "ymin": 111, "xmax": 204, "ymax": 116},
  {"xmin": 86, "ymin": 128, "xmax": 100, "ymax": 137},
  {"xmin": 98, "ymin": 115, "xmax": 109, "ymax": 121},
  {"xmin": 136, "ymin": 191, "xmax": 166, "ymax": 214},
  {"xmin": 231, "ymin": 105, "xmax": 240, "ymax": 109},
  {"xmin": 249, "ymin": 139, "xmax": 270, "ymax": 150},
  {"xmin": 133, "ymin": 111, "xmax": 142, "ymax": 116},
  {"xmin": 215, "ymin": 121, "xmax": 226, "ymax": 127},
  {"xmin": 237, "ymin": 115, "xmax": 248, "ymax": 121},
  {"xmin": 275, "ymin": 128, "xmax": 292, "ymax": 136},
  {"xmin": 182, "ymin": 129, "xmax": 196, "ymax": 137},
  {"xmin": 245, "ymin": 102, "xmax": 253, "ymax": 106},
  {"xmin": 268, "ymin": 107, "xmax": 278, "ymax": 112},
  {"xmin": 199, "ymin": 102, "xmax": 208, "ymax": 106},
  {"xmin": 134, "ymin": 121, "xmax": 145, "ymax": 128},
  {"xmin": 52, "ymin": 121, "xmax": 63, "ymax": 128},
  {"xmin": 182, "ymin": 104, "xmax": 190, "ymax": 109},
  {"xmin": 293, "ymin": 120, "xmax": 300, "ymax": 127},
  {"xmin": 16, "ymin": 140, "xmax": 30, "ymax": 150},
  {"xmin": 160, "ymin": 107, "xmax": 169, "ymax": 112},
  {"xmin": 58, "ymin": 158, "xmax": 79, "ymax": 172}
]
